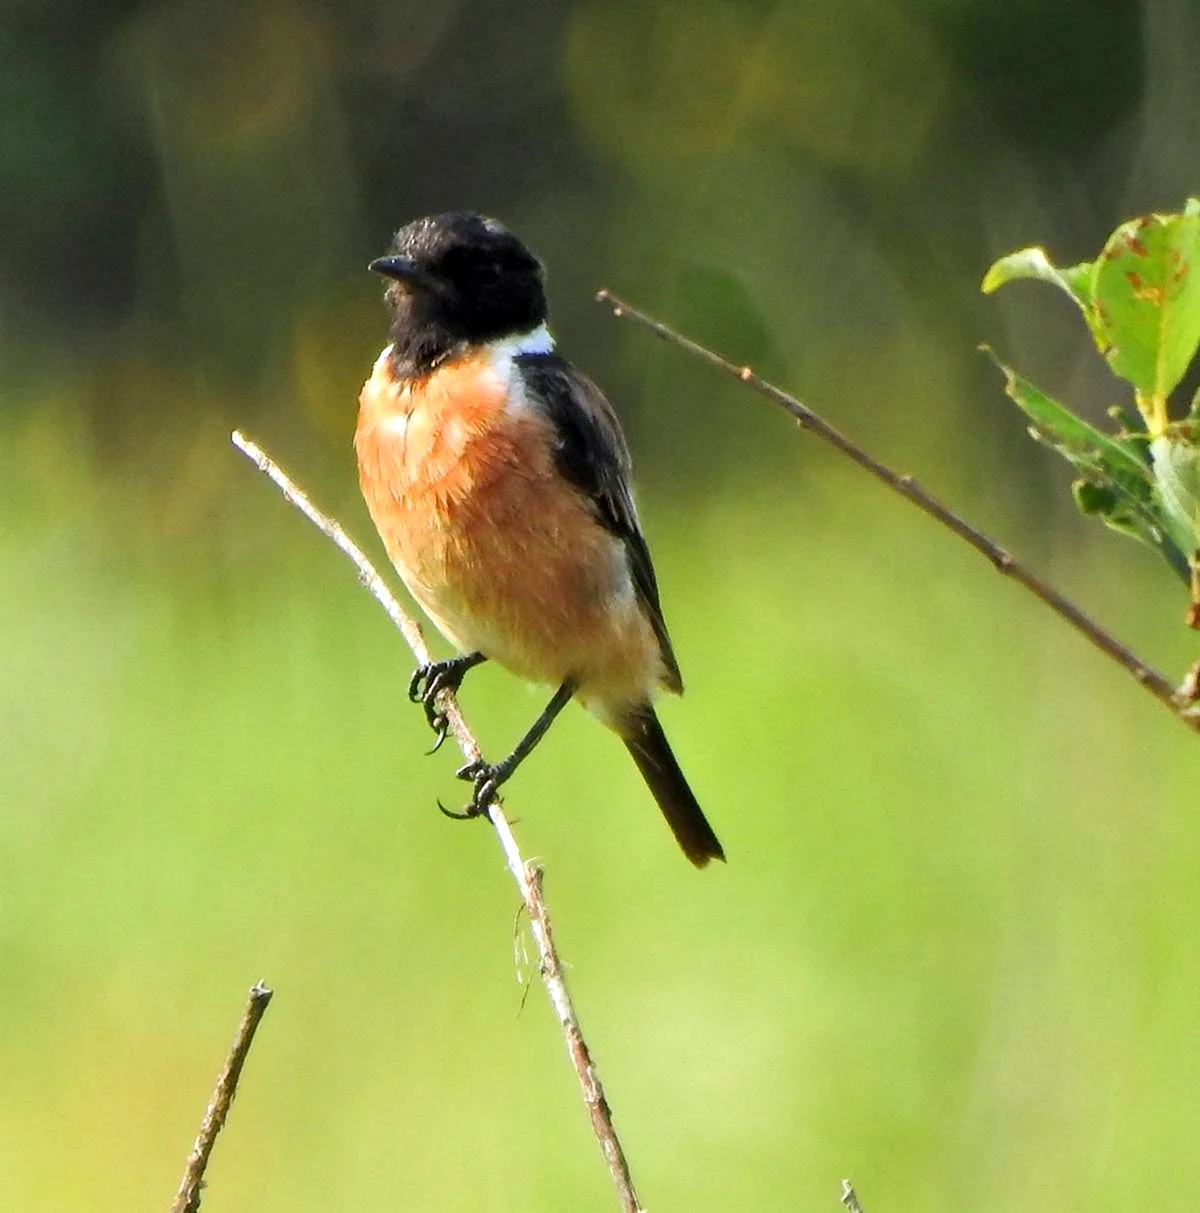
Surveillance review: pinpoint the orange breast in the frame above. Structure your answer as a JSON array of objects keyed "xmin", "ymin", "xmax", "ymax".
[{"xmin": 355, "ymin": 346, "xmax": 668, "ymax": 712}]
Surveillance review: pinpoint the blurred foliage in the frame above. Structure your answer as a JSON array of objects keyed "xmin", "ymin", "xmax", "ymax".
[{"xmin": 2, "ymin": 0, "xmax": 1200, "ymax": 1211}]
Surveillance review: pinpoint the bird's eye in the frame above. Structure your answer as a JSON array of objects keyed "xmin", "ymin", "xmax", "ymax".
[{"xmin": 474, "ymin": 261, "xmax": 502, "ymax": 284}]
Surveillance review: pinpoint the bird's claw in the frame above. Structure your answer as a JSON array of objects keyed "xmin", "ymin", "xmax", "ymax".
[
  {"xmin": 436, "ymin": 784, "xmax": 499, "ymax": 820},
  {"xmin": 425, "ymin": 713, "xmax": 451, "ymax": 755},
  {"xmin": 455, "ymin": 759, "xmax": 487, "ymax": 783},
  {"xmin": 408, "ymin": 659, "xmax": 455, "ymax": 710},
  {"xmin": 408, "ymin": 655, "xmax": 479, "ymax": 745},
  {"xmin": 443, "ymin": 758, "xmax": 504, "ymax": 817},
  {"xmin": 407, "ymin": 665, "xmax": 431, "ymax": 704},
  {"xmin": 437, "ymin": 798, "xmax": 479, "ymax": 821}
]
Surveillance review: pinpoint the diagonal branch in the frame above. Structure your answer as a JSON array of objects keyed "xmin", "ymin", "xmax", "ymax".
[
  {"xmin": 596, "ymin": 290, "xmax": 1200, "ymax": 736},
  {"xmin": 231, "ymin": 431, "xmax": 645, "ymax": 1213},
  {"xmin": 170, "ymin": 981, "xmax": 273, "ymax": 1213}
]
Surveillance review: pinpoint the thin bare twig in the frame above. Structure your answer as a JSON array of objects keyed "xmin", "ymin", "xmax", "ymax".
[
  {"xmin": 840, "ymin": 1179, "xmax": 865, "ymax": 1213},
  {"xmin": 231, "ymin": 431, "xmax": 644, "ymax": 1213},
  {"xmin": 596, "ymin": 290, "xmax": 1199, "ymax": 736},
  {"xmin": 170, "ymin": 981, "xmax": 273, "ymax": 1213}
]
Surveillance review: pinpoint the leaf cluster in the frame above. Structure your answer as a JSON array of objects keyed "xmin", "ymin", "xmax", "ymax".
[{"xmin": 983, "ymin": 201, "xmax": 1200, "ymax": 591}]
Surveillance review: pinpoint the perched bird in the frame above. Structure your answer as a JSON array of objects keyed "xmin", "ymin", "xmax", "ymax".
[{"xmin": 355, "ymin": 212, "xmax": 724, "ymax": 866}]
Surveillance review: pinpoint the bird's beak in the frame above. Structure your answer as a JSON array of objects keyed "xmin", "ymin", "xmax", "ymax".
[{"xmin": 368, "ymin": 255, "xmax": 437, "ymax": 291}]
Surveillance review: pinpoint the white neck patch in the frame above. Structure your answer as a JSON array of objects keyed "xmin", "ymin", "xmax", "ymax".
[
  {"xmin": 487, "ymin": 325, "xmax": 556, "ymax": 416},
  {"xmin": 491, "ymin": 323, "xmax": 555, "ymax": 360},
  {"xmin": 485, "ymin": 325, "xmax": 555, "ymax": 414}
]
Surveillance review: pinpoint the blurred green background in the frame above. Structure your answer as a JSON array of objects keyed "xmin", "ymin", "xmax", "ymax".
[{"xmin": 3, "ymin": 0, "xmax": 1200, "ymax": 1209}]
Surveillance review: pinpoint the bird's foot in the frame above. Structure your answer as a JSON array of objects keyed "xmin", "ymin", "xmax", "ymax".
[
  {"xmin": 408, "ymin": 653, "xmax": 484, "ymax": 753},
  {"xmin": 436, "ymin": 757, "xmax": 512, "ymax": 819},
  {"xmin": 432, "ymin": 679, "xmax": 573, "ymax": 823}
]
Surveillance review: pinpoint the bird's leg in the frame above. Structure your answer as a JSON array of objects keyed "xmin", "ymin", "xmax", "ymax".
[
  {"xmin": 409, "ymin": 651, "xmax": 486, "ymax": 753},
  {"xmin": 446, "ymin": 679, "xmax": 576, "ymax": 817}
]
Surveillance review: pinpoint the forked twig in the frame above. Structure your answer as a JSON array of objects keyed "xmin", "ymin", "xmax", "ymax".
[
  {"xmin": 170, "ymin": 982, "xmax": 273, "ymax": 1213},
  {"xmin": 596, "ymin": 290, "xmax": 1199, "ymax": 735},
  {"xmin": 231, "ymin": 431, "xmax": 644, "ymax": 1213}
]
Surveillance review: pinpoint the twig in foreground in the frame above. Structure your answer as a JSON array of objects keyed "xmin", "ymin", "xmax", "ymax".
[
  {"xmin": 596, "ymin": 290, "xmax": 1198, "ymax": 736},
  {"xmin": 840, "ymin": 1178, "xmax": 865, "ymax": 1213},
  {"xmin": 170, "ymin": 981, "xmax": 273, "ymax": 1213},
  {"xmin": 231, "ymin": 431, "xmax": 644, "ymax": 1213}
]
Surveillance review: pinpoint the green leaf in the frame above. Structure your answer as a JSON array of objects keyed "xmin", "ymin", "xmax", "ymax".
[
  {"xmin": 985, "ymin": 350, "xmax": 1153, "ymax": 486},
  {"xmin": 982, "ymin": 246, "xmax": 1086, "ymax": 302},
  {"xmin": 983, "ymin": 348, "xmax": 1191, "ymax": 580},
  {"xmin": 981, "ymin": 246, "xmax": 1107, "ymax": 351},
  {"xmin": 1092, "ymin": 204, "xmax": 1200, "ymax": 411},
  {"xmin": 1150, "ymin": 430, "xmax": 1200, "ymax": 555},
  {"xmin": 1071, "ymin": 479, "xmax": 1143, "ymax": 536}
]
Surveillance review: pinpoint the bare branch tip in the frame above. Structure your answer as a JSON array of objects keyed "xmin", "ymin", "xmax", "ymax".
[
  {"xmin": 230, "ymin": 429, "xmax": 266, "ymax": 470},
  {"xmin": 170, "ymin": 983, "xmax": 275, "ymax": 1213},
  {"xmin": 840, "ymin": 1178, "xmax": 865, "ymax": 1213}
]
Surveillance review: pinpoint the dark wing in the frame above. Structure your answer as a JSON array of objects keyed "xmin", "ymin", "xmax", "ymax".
[{"xmin": 516, "ymin": 352, "xmax": 683, "ymax": 692}]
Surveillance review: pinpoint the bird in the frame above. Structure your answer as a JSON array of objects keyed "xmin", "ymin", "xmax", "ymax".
[{"xmin": 355, "ymin": 211, "xmax": 724, "ymax": 867}]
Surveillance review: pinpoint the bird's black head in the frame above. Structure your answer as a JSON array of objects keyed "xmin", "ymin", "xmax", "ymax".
[{"xmin": 370, "ymin": 212, "xmax": 548, "ymax": 378}]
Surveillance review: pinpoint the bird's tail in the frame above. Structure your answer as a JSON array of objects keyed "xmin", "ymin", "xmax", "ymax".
[{"xmin": 619, "ymin": 706, "xmax": 725, "ymax": 868}]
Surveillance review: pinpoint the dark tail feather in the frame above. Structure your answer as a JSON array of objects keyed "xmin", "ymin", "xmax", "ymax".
[{"xmin": 621, "ymin": 707, "xmax": 725, "ymax": 868}]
